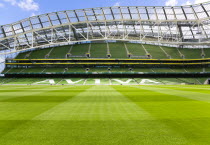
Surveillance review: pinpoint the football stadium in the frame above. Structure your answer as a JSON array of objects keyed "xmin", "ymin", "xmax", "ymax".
[{"xmin": 0, "ymin": 0, "xmax": 210, "ymax": 144}]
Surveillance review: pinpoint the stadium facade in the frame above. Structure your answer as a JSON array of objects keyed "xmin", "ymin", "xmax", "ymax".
[{"xmin": 0, "ymin": 2, "xmax": 210, "ymax": 84}]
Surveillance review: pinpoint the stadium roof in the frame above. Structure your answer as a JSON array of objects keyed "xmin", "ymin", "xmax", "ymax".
[{"xmin": 1, "ymin": 2, "xmax": 210, "ymax": 54}]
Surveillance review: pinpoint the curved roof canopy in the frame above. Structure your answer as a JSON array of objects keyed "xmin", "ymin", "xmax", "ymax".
[{"xmin": 1, "ymin": 2, "xmax": 210, "ymax": 53}]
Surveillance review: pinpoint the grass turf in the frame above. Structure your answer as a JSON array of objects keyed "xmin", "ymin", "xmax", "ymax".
[{"xmin": 0, "ymin": 85, "xmax": 210, "ymax": 145}]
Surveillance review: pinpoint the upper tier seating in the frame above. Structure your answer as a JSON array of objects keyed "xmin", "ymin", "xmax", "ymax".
[{"xmin": 15, "ymin": 43, "xmax": 210, "ymax": 59}]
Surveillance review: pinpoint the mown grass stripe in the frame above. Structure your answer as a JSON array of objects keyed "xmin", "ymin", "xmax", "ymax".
[
  {"xmin": 131, "ymin": 85, "xmax": 210, "ymax": 102},
  {"xmin": 0, "ymin": 86, "xmax": 90, "ymax": 139},
  {"xmin": 112, "ymin": 85, "xmax": 189, "ymax": 144},
  {"xmin": 113, "ymin": 85, "xmax": 210, "ymax": 145},
  {"xmin": 33, "ymin": 86, "xmax": 152, "ymax": 121},
  {"xmin": 0, "ymin": 85, "xmax": 83, "ymax": 102}
]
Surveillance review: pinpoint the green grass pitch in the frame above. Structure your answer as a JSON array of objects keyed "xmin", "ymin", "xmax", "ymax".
[{"xmin": 0, "ymin": 85, "xmax": 210, "ymax": 145}]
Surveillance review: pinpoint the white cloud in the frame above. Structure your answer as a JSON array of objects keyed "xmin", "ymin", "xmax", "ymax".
[
  {"xmin": 113, "ymin": 2, "xmax": 120, "ymax": 7},
  {"xmin": 182, "ymin": 0, "xmax": 192, "ymax": 5},
  {"xmin": 31, "ymin": 12, "xmax": 36, "ymax": 17},
  {"xmin": 0, "ymin": 3, "xmax": 5, "ymax": 7},
  {"xmin": 3, "ymin": 0, "xmax": 39, "ymax": 11},
  {"xmin": 165, "ymin": 0, "xmax": 178, "ymax": 6},
  {"xmin": 17, "ymin": 0, "xmax": 39, "ymax": 11}
]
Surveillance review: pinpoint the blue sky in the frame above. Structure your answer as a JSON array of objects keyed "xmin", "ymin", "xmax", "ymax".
[{"xmin": 0, "ymin": 0, "xmax": 209, "ymax": 25}]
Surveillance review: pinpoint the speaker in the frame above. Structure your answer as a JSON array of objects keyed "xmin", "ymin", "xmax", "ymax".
[
  {"xmin": 66, "ymin": 53, "xmax": 71, "ymax": 58},
  {"xmin": 146, "ymin": 53, "xmax": 151, "ymax": 58},
  {"xmin": 86, "ymin": 53, "xmax": 90, "ymax": 58},
  {"xmin": 128, "ymin": 53, "xmax": 132, "ymax": 58}
]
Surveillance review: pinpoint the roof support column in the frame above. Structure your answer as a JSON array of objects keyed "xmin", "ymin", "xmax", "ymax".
[
  {"xmin": 177, "ymin": 24, "xmax": 183, "ymax": 48},
  {"xmin": 71, "ymin": 25, "xmax": 79, "ymax": 41},
  {"xmin": 32, "ymin": 31, "xmax": 34, "ymax": 48}
]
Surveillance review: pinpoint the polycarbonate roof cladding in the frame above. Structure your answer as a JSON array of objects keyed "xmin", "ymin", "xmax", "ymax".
[{"xmin": 1, "ymin": 2, "xmax": 210, "ymax": 52}]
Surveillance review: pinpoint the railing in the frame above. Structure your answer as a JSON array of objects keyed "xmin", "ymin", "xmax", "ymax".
[{"xmin": 4, "ymin": 72, "xmax": 210, "ymax": 75}]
